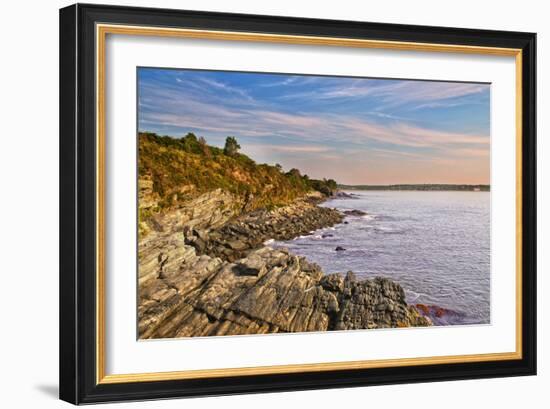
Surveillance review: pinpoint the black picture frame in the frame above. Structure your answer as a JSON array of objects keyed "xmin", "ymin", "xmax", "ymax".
[{"xmin": 59, "ymin": 3, "xmax": 536, "ymax": 404}]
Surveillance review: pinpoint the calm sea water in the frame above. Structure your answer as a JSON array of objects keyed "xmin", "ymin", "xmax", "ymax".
[{"xmin": 271, "ymin": 191, "xmax": 490, "ymax": 325}]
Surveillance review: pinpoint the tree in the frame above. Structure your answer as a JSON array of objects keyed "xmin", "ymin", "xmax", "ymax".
[
  {"xmin": 274, "ymin": 163, "xmax": 283, "ymax": 172},
  {"xmin": 183, "ymin": 132, "xmax": 198, "ymax": 143},
  {"xmin": 198, "ymin": 136, "xmax": 211, "ymax": 158},
  {"xmin": 287, "ymin": 168, "xmax": 301, "ymax": 178},
  {"xmin": 326, "ymin": 178, "xmax": 337, "ymax": 190},
  {"xmin": 224, "ymin": 136, "xmax": 241, "ymax": 157},
  {"xmin": 180, "ymin": 132, "xmax": 200, "ymax": 153}
]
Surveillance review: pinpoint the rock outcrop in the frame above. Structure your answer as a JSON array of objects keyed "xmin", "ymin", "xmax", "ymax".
[
  {"xmin": 139, "ymin": 187, "xmax": 244, "ymax": 238},
  {"xmin": 138, "ymin": 188, "xmax": 243, "ymax": 286},
  {"xmin": 139, "ymin": 241, "xmax": 430, "ymax": 339},
  {"xmin": 138, "ymin": 190, "xmax": 432, "ymax": 339},
  {"xmin": 183, "ymin": 197, "xmax": 343, "ymax": 262}
]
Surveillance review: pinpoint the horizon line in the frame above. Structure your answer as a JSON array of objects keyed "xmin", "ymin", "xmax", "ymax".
[{"xmin": 338, "ymin": 183, "xmax": 490, "ymax": 186}]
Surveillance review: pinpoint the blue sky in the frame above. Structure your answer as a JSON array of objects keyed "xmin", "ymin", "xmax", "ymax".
[{"xmin": 138, "ymin": 67, "xmax": 490, "ymax": 184}]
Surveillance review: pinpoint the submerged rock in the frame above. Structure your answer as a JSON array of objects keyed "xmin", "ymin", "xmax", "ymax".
[
  {"xmin": 335, "ymin": 246, "xmax": 346, "ymax": 251},
  {"xmin": 334, "ymin": 191, "xmax": 358, "ymax": 199},
  {"xmin": 343, "ymin": 209, "xmax": 368, "ymax": 216},
  {"xmin": 414, "ymin": 303, "xmax": 464, "ymax": 325}
]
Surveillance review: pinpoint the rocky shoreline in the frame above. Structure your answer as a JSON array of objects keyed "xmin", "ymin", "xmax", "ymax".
[
  {"xmin": 183, "ymin": 195, "xmax": 344, "ymax": 262},
  {"xmin": 138, "ymin": 190, "xmax": 432, "ymax": 339}
]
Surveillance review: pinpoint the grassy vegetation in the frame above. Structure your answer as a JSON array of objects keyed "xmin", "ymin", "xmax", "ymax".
[{"xmin": 138, "ymin": 132, "xmax": 338, "ymax": 213}]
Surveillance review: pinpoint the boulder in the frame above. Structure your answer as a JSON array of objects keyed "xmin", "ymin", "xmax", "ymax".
[
  {"xmin": 227, "ymin": 239, "xmax": 248, "ymax": 251},
  {"xmin": 235, "ymin": 254, "xmax": 267, "ymax": 277}
]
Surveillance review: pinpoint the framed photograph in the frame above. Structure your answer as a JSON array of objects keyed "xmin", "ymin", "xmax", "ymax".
[{"xmin": 59, "ymin": 3, "xmax": 536, "ymax": 404}]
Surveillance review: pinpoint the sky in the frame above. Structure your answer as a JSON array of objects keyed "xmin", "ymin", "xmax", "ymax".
[{"xmin": 138, "ymin": 67, "xmax": 490, "ymax": 185}]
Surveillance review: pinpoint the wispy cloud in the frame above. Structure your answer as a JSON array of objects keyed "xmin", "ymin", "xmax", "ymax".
[
  {"xmin": 259, "ymin": 76, "xmax": 299, "ymax": 87},
  {"xmin": 140, "ymin": 94, "xmax": 488, "ymax": 152},
  {"xmin": 280, "ymin": 78, "xmax": 488, "ymax": 110},
  {"xmin": 197, "ymin": 77, "xmax": 254, "ymax": 101},
  {"xmin": 138, "ymin": 68, "xmax": 490, "ymax": 184},
  {"xmin": 245, "ymin": 143, "xmax": 331, "ymax": 153}
]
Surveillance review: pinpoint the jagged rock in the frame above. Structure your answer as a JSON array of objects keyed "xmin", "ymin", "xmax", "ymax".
[
  {"xmin": 320, "ymin": 274, "xmax": 345, "ymax": 292},
  {"xmin": 227, "ymin": 239, "xmax": 248, "ymax": 251},
  {"xmin": 138, "ymin": 191, "xmax": 431, "ymax": 339},
  {"xmin": 235, "ymin": 254, "xmax": 266, "ymax": 277},
  {"xmin": 187, "ymin": 197, "xmax": 344, "ymax": 261},
  {"xmin": 143, "ymin": 189, "xmax": 244, "ymax": 237},
  {"xmin": 194, "ymin": 228, "xmax": 209, "ymax": 242},
  {"xmin": 193, "ymin": 238, "xmax": 206, "ymax": 252},
  {"xmin": 138, "ymin": 243, "xmax": 431, "ymax": 339},
  {"xmin": 138, "ymin": 176, "xmax": 158, "ymax": 209}
]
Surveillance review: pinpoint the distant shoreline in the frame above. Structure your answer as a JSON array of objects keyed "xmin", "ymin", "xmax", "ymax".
[{"xmin": 338, "ymin": 184, "xmax": 490, "ymax": 192}]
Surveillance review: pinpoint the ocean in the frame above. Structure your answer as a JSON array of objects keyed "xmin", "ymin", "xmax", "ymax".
[{"xmin": 271, "ymin": 191, "xmax": 490, "ymax": 326}]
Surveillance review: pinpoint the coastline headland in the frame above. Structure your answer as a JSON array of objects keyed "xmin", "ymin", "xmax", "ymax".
[
  {"xmin": 138, "ymin": 133, "xmax": 432, "ymax": 338},
  {"xmin": 338, "ymin": 184, "xmax": 490, "ymax": 191}
]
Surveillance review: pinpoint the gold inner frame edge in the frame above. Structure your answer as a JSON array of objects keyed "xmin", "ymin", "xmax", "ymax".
[{"xmin": 95, "ymin": 23, "xmax": 523, "ymax": 385}]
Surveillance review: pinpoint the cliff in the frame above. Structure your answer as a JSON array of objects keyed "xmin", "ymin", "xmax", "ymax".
[{"xmin": 138, "ymin": 132, "xmax": 337, "ymax": 236}]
